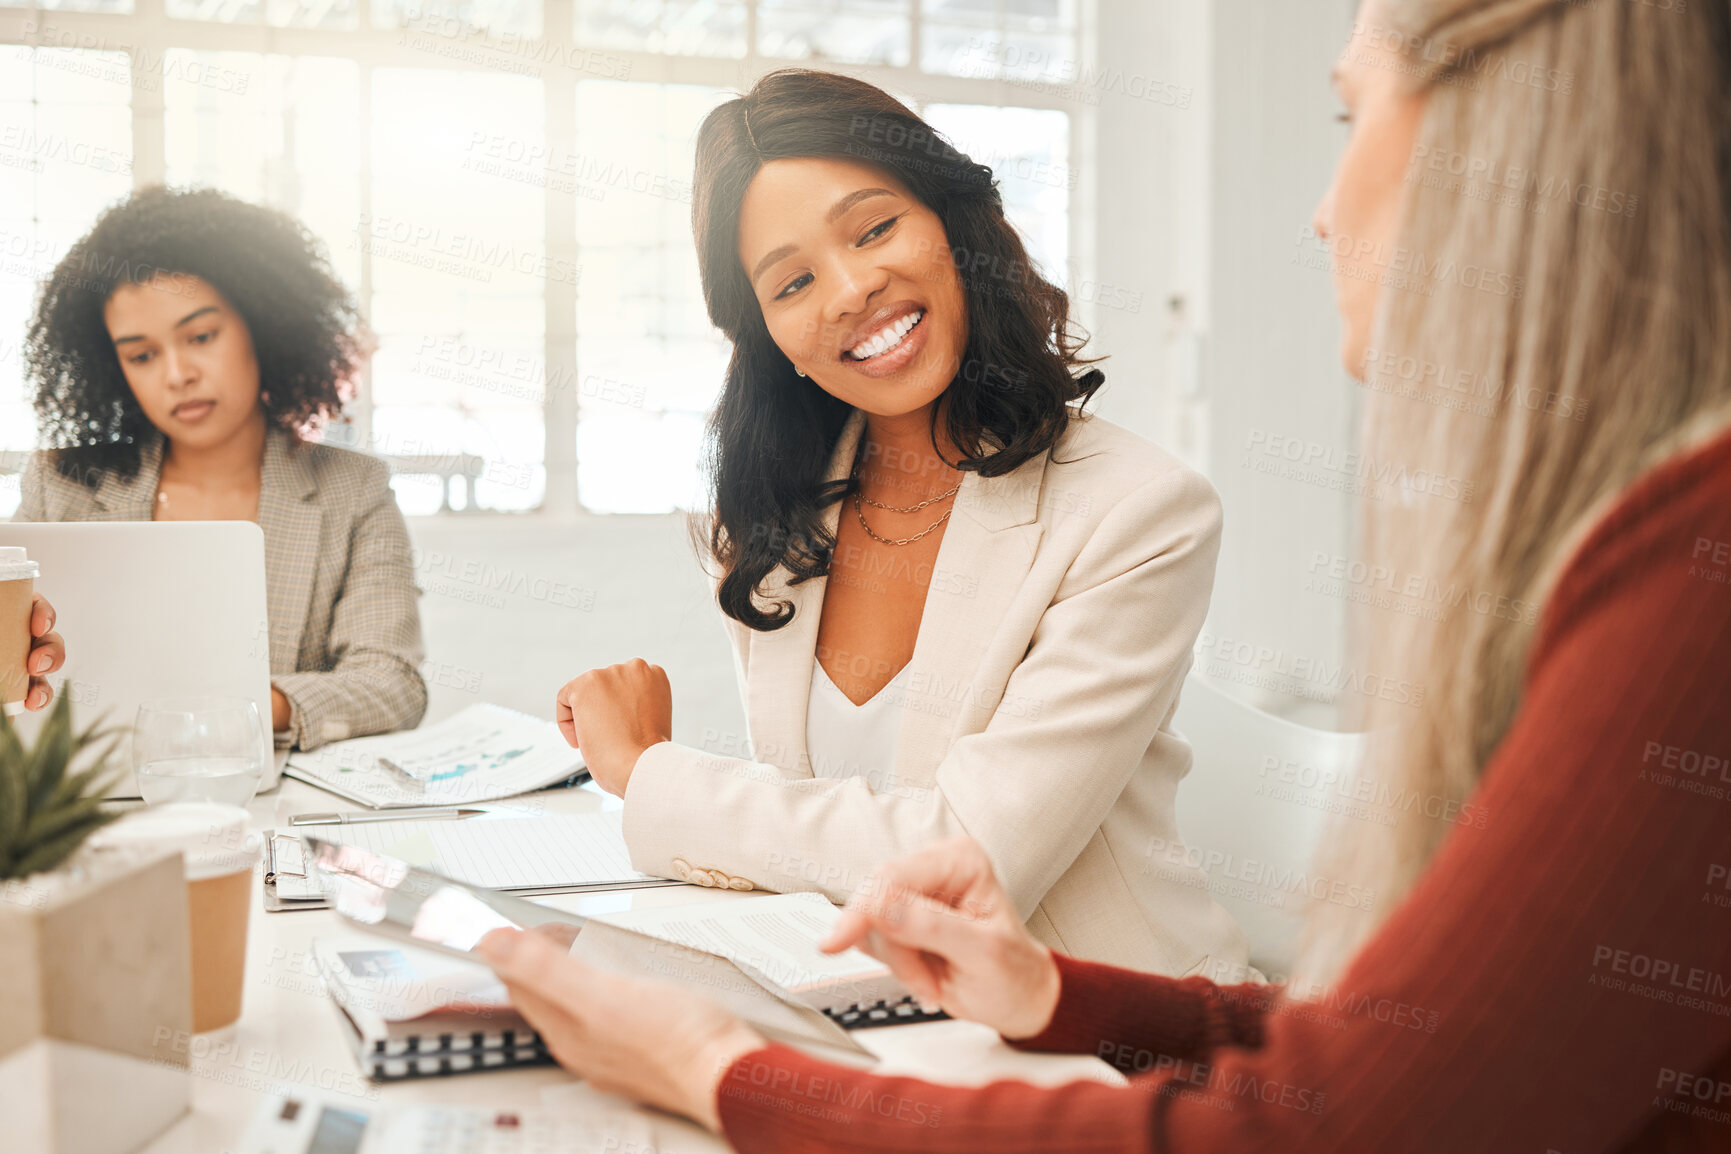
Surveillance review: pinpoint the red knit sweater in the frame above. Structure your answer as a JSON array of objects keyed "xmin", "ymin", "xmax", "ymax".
[{"xmin": 717, "ymin": 427, "xmax": 1731, "ymax": 1153}]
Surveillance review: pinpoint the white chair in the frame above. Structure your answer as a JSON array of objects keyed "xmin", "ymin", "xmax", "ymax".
[{"xmin": 1171, "ymin": 673, "xmax": 1367, "ymax": 979}]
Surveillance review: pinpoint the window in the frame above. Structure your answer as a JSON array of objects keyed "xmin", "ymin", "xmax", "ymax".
[
  {"xmin": 573, "ymin": 81, "xmax": 728, "ymax": 514},
  {"xmin": 0, "ymin": 2, "xmax": 1081, "ymax": 517},
  {"xmin": 576, "ymin": 0, "xmax": 746, "ymax": 58},
  {"xmin": 166, "ymin": 0, "xmax": 360, "ymax": 30},
  {"xmin": 758, "ymin": 0, "xmax": 911, "ymax": 66},
  {"xmin": 922, "ymin": 0, "xmax": 1078, "ymax": 83},
  {"xmin": 0, "ymin": 46, "xmax": 132, "ymax": 516},
  {"xmin": 163, "ymin": 52, "xmax": 361, "ymax": 287},
  {"xmin": 369, "ymin": 68, "xmax": 548, "ymax": 513},
  {"xmin": 923, "ymin": 102, "xmax": 1070, "ymax": 281}
]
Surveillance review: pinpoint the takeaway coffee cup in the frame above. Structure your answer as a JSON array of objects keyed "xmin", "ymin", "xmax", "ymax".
[
  {"xmin": 0, "ymin": 545, "xmax": 39, "ymax": 717},
  {"xmin": 91, "ymin": 803, "xmax": 260, "ymax": 1032}
]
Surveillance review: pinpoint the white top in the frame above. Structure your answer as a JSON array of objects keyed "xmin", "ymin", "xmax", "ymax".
[{"xmin": 805, "ymin": 660, "xmax": 909, "ymax": 794}]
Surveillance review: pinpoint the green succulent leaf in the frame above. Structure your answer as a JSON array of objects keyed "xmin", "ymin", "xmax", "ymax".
[
  {"xmin": 0, "ymin": 689, "xmax": 127, "ymax": 882},
  {"xmin": 10, "ymin": 814, "xmax": 120, "ymax": 878},
  {"xmin": 24, "ymin": 692, "xmax": 75, "ymax": 813}
]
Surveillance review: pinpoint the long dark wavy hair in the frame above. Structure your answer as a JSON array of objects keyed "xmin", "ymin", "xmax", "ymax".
[
  {"xmin": 694, "ymin": 68, "xmax": 1104, "ymax": 631},
  {"xmin": 25, "ymin": 185, "xmax": 364, "ymax": 484}
]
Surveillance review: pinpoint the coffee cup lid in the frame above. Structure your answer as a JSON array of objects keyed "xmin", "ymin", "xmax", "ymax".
[
  {"xmin": 0, "ymin": 546, "xmax": 38, "ymax": 582},
  {"xmin": 89, "ymin": 802, "xmax": 259, "ymax": 880}
]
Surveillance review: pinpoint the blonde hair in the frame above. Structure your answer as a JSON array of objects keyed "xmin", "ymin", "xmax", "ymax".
[{"xmin": 1292, "ymin": 0, "xmax": 1731, "ymax": 988}]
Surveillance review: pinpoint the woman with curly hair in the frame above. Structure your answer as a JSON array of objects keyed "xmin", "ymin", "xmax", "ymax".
[
  {"xmin": 549, "ymin": 69, "xmax": 1247, "ymax": 977},
  {"xmin": 15, "ymin": 186, "xmax": 426, "ymax": 752}
]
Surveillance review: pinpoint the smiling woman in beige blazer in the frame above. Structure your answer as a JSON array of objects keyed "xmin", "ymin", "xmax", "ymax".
[
  {"xmin": 15, "ymin": 187, "xmax": 426, "ymax": 752},
  {"xmin": 554, "ymin": 71, "xmax": 1246, "ymax": 977}
]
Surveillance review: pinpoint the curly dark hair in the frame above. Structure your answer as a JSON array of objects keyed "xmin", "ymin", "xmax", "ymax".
[
  {"xmin": 25, "ymin": 185, "xmax": 365, "ymax": 483},
  {"xmin": 693, "ymin": 69, "xmax": 1105, "ymax": 632}
]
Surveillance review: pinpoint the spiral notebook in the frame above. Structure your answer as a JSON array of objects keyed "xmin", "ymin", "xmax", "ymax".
[{"xmin": 311, "ymin": 938, "xmax": 554, "ymax": 1081}]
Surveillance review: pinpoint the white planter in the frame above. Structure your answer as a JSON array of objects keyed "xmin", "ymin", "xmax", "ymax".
[{"xmin": 0, "ymin": 847, "xmax": 193, "ymax": 1154}]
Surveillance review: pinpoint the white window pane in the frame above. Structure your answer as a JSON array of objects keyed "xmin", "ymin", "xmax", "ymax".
[
  {"xmin": 268, "ymin": 0, "xmax": 360, "ymax": 27},
  {"xmin": 0, "ymin": 48, "xmax": 133, "ymax": 455},
  {"xmin": 373, "ymin": 0, "xmax": 540, "ymax": 38},
  {"xmin": 574, "ymin": 80, "xmax": 729, "ymax": 513},
  {"xmin": 577, "ymin": 410, "xmax": 705, "ymax": 514},
  {"xmin": 924, "ymin": 103, "xmax": 1069, "ymax": 281},
  {"xmin": 576, "ymin": 0, "xmax": 746, "ymax": 58},
  {"xmin": 758, "ymin": 0, "xmax": 910, "ymax": 67},
  {"xmin": 0, "ymin": 0, "xmax": 132, "ymax": 14},
  {"xmin": 921, "ymin": 0, "xmax": 1078, "ymax": 81},
  {"xmin": 28, "ymin": 48, "xmax": 132, "ymax": 108},
  {"xmin": 164, "ymin": 53, "xmax": 362, "ymax": 286},
  {"xmin": 371, "ymin": 67, "xmax": 546, "ymax": 511}
]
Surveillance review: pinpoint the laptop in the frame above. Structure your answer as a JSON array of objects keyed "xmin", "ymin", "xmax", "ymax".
[{"xmin": 2, "ymin": 521, "xmax": 285, "ymax": 798}]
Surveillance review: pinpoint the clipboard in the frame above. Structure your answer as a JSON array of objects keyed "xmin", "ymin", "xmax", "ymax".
[{"xmin": 260, "ymin": 812, "xmax": 686, "ymax": 913}]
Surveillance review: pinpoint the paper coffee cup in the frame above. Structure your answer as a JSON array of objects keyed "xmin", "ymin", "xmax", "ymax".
[
  {"xmin": 0, "ymin": 545, "xmax": 39, "ymax": 717},
  {"xmin": 90, "ymin": 803, "xmax": 259, "ymax": 1033}
]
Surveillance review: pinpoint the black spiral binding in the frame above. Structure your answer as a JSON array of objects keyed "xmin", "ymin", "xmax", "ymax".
[{"xmin": 823, "ymin": 996, "xmax": 951, "ymax": 1030}]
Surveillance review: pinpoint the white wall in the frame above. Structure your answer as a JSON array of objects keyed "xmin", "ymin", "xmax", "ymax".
[{"xmin": 1089, "ymin": 0, "xmax": 1359, "ymax": 726}]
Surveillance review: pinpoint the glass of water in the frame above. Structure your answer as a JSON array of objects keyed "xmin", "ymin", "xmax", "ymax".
[{"xmin": 133, "ymin": 696, "xmax": 268, "ymax": 807}]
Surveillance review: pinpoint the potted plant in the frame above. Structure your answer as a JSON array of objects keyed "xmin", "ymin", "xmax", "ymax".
[{"xmin": 0, "ymin": 692, "xmax": 195, "ymax": 1154}]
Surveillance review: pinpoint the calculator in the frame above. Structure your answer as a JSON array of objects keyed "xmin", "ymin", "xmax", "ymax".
[{"xmin": 238, "ymin": 1093, "xmax": 656, "ymax": 1154}]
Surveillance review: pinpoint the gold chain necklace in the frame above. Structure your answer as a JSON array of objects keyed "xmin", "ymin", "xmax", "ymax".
[
  {"xmin": 853, "ymin": 490, "xmax": 958, "ymax": 546},
  {"xmin": 848, "ymin": 444, "xmax": 962, "ymax": 546},
  {"xmin": 858, "ymin": 479, "xmax": 961, "ymax": 514}
]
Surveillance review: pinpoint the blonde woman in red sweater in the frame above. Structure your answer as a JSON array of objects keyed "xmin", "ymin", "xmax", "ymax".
[{"xmin": 477, "ymin": 0, "xmax": 1731, "ymax": 1149}]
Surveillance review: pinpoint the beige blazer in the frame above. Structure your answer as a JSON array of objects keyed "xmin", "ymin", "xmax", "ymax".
[
  {"xmin": 15, "ymin": 428, "xmax": 427, "ymax": 751},
  {"xmin": 624, "ymin": 409, "xmax": 1249, "ymax": 975}
]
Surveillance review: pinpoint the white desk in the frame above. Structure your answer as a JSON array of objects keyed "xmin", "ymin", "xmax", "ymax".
[{"xmin": 140, "ymin": 774, "xmax": 1121, "ymax": 1154}]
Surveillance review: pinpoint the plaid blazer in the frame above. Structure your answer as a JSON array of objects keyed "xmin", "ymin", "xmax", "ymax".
[{"xmin": 15, "ymin": 428, "xmax": 427, "ymax": 750}]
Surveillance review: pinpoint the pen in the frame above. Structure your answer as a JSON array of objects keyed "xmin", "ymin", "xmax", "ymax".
[{"xmin": 290, "ymin": 807, "xmax": 488, "ymax": 826}]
